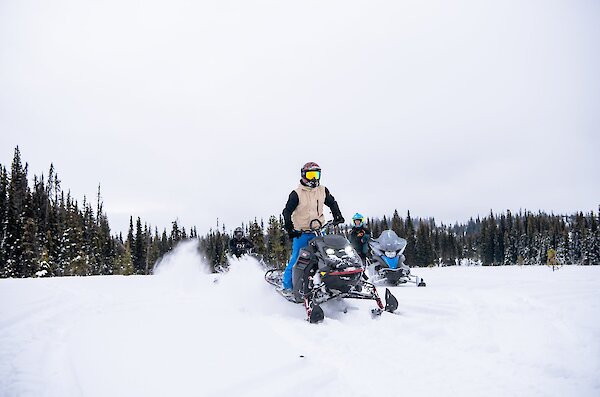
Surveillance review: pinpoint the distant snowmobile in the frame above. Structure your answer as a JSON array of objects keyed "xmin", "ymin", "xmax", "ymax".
[
  {"xmin": 366, "ymin": 230, "xmax": 426, "ymax": 287},
  {"xmin": 265, "ymin": 220, "xmax": 398, "ymax": 323}
]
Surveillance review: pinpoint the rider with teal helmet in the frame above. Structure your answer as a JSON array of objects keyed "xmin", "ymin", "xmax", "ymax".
[{"xmin": 349, "ymin": 213, "xmax": 370, "ymax": 262}]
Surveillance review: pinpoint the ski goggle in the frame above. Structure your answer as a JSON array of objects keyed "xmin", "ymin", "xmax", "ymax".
[{"xmin": 305, "ymin": 171, "xmax": 321, "ymax": 180}]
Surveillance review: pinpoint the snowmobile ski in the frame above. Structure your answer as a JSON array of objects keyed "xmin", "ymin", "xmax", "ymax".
[
  {"xmin": 265, "ymin": 269, "xmax": 303, "ymax": 304},
  {"xmin": 384, "ymin": 288, "xmax": 398, "ymax": 312},
  {"xmin": 305, "ymin": 298, "xmax": 324, "ymax": 324},
  {"xmin": 276, "ymin": 288, "xmax": 303, "ymax": 304}
]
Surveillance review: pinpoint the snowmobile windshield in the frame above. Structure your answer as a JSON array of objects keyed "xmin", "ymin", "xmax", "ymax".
[
  {"xmin": 374, "ymin": 230, "xmax": 407, "ymax": 252},
  {"xmin": 321, "ymin": 235, "xmax": 348, "ymax": 250}
]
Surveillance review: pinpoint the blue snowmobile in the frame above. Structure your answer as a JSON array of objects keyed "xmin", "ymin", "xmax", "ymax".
[{"xmin": 366, "ymin": 230, "xmax": 426, "ymax": 287}]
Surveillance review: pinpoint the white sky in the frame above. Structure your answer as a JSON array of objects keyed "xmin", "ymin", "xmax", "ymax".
[{"xmin": 1, "ymin": 0, "xmax": 599, "ymax": 235}]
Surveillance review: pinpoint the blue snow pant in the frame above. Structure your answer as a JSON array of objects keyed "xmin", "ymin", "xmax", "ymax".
[{"xmin": 282, "ymin": 233, "xmax": 316, "ymax": 290}]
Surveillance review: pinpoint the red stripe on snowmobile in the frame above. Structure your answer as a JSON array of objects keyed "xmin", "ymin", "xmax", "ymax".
[{"xmin": 327, "ymin": 269, "xmax": 363, "ymax": 276}]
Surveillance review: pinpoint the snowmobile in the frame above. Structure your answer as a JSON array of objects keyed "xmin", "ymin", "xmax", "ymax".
[
  {"xmin": 366, "ymin": 230, "xmax": 426, "ymax": 287},
  {"xmin": 265, "ymin": 220, "xmax": 398, "ymax": 323}
]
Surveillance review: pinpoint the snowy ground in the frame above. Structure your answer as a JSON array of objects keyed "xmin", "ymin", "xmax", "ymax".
[{"xmin": 1, "ymin": 242, "xmax": 599, "ymax": 397}]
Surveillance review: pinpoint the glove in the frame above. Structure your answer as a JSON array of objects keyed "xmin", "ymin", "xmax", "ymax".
[
  {"xmin": 333, "ymin": 215, "xmax": 345, "ymax": 225},
  {"xmin": 288, "ymin": 229, "xmax": 302, "ymax": 239}
]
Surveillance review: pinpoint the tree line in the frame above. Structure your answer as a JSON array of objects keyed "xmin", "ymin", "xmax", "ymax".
[
  {"xmin": 1, "ymin": 147, "xmax": 598, "ymax": 278},
  {"xmin": 203, "ymin": 208, "xmax": 599, "ymax": 269},
  {"xmin": 0, "ymin": 147, "xmax": 193, "ymax": 277}
]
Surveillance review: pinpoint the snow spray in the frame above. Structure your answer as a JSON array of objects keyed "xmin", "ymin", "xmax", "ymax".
[{"xmin": 152, "ymin": 240, "xmax": 212, "ymax": 290}]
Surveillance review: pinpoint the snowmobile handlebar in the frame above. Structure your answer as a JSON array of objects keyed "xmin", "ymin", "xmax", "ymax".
[{"xmin": 298, "ymin": 219, "xmax": 337, "ymax": 235}]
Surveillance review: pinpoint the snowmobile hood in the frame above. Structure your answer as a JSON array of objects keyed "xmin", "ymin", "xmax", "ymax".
[
  {"xmin": 316, "ymin": 234, "xmax": 349, "ymax": 250},
  {"xmin": 371, "ymin": 230, "xmax": 407, "ymax": 252}
]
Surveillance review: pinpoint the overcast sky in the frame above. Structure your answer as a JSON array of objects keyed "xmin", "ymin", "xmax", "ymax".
[{"xmin": 1, "ymin": 0, "xmax": 599, "ymax": 235}]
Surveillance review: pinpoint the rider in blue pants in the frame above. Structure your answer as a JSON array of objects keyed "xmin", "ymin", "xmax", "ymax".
[
  {"xmin": 282, "ymin": 233, "xmax": 316, "ymax": 290},
  {"xmin": 282, "ymin": 162, "xmax": 344, "ymax": 292}
]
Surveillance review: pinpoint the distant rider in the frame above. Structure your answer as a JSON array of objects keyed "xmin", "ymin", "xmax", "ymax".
[
  {"xmin": 348, "ymin": 213, "xmax": 371, "ymax": 263},
  {"xmin": 282, "ymin": 162, "xmax": 344, "ymax": 295},
  {"xmin": 228, "ymin": 227, "xmax": 254, "ymax": 258}
]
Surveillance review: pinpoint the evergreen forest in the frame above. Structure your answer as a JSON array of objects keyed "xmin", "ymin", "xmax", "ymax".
[{"xmin": 1, "ymin": 147, "xmax": 598, "ymax": 278}]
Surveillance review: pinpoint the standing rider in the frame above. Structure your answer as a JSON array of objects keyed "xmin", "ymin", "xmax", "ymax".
[
  {"xmin": 282, "ymin": 162, "xmax": 344, "ymax": 295},
  {"xmin": 348, "ymin": 213, "xmax": 371, "ymax": 263},
  {"xmin": 228, "ymin": 227, "xmax": 254, "ymax": 258}
]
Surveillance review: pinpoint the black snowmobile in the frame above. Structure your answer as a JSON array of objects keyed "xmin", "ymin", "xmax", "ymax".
[{"xmin": 265, "ymin": 220, "xmax": 398, "ymax": 323}]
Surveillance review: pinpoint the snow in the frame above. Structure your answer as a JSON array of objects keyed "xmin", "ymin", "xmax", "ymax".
[{"xmin": 1, "ymin": 241, "xmax": 599, "ymax": 397}]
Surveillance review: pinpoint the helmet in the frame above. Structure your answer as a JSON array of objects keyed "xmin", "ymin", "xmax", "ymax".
[
  {"xmin": 301, "ymin": 162, "xmax": 321, "ymax": 188},
  {"xmin": 234, "ymin": 227, "xmax": 244, "ymax": 240},
  {"xmin": 352, "ymin": 213, "xmax": 365, "ymax": 227}
]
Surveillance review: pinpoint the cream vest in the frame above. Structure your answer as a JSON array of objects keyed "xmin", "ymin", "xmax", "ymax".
[{"xmin": 291, "ymin": 184, "xmax": 327, "ymax": 231}]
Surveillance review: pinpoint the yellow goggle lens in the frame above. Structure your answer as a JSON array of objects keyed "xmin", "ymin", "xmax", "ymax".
[{"xmin": 305, "ymin": 171, "xmax": 321, "ymax": 180}]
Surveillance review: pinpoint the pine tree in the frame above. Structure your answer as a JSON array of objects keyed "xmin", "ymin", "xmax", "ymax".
[
  {"xmin": 4, "ymin": 147, "xmax": 29, "ymax": 276},
  {"xmin": 171, "ymin": 220, "xmax": 181, "ymax": 244},
  {"xmin": 432, "ymin": 228, "xmax": 441, "ymax": 264},
  {"xmin": 581, "ymin": 212, "xmax": 596, "ymax": 265},
  {"xmin": 65, "ymin": 198, "xmax": 89, "ymax": 276},
  {"xmin": 391, "ymin": 209, "xmax": 404, "ymax": 237},
  {"xmin": 114, "ymin": 240, "xmax": 134, "ymax": 275},
  {"xmin": 504, "ymin": 210, "xmax": 518, "ymax": 264},
  {"xmin": 495, "ymin": 214, "xmax": 506, "ymax": 264},
  {"xmin": 556, "ymin": 223, "xmax": 570, "ymax": 265},
  {"xmin": 127, "ymin": 215, "xmax": 135, "ymax": 264},
  {"xmin": 95, "ymin": 207, "xmax": 114, "ymax": 275},
  {"xmin": 485, "ymin": 212, "xmax": 497, "ymax": 265},
  {"xmin": 143, "ymin": 223, "xmax": 152, "ymax": 274},
  {"xmin": 446, "ymin": 231, "xmax": 458, "ymax": 265},
  {"xmin": 0, "ymin": 166, "xmax": 9, "ymax": 273},
  {"xmin": 570, "ymin": 212, "xmax": 584, "ymax": 264},
  {"xmin": 247, "ymin": 219, "xmax": 266, "ymax": 256},
  {"xmin": 81, "ymin": 199, "xmax": 99, "ymax": 275},
  {"xmin": 133, "ymin": 217, "xmax": 146, "ymax": 274},
  {"xmin": 528, "ymin": 212, "xmax": 539, "ymax": 264},
  {"xmin": 211, "ymin": 230, "xmax": 227, "ymax": 268},
  {"xmin": 45, "ymin": 165, "xmax": 61, "ymax": 275},
  {"xmin": 404, "ymin": 211, "xmax": 417, "ymax": 266},
  {"xmin": 21, "ymin": 215, "xmax": 39, "ymax": 276},
  {"xmin": 381, "ymin": 215, "xmax": 389, "ymax": 230},
  {"xmin": 147, "ymin": 227, "xmax": 161, "ymax": 272},
  {"xmin": 591, "ymin": 211, "xmax": 600, "ymax": 265},
  {"xmin": 414, "ymin": 219, "xmax": 434, "ymax": 267},
  {"xmin": 160, "ymin": 228, "xmax": 170, "ymax": 255},
  {"xmin": 266, "ymin": 216, "xmax": 287, "ymax": 269}
]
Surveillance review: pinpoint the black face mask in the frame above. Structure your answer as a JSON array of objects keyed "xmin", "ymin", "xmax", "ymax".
[{"xmin": 302, "ymin": 178, "xmax": 320, "ymax": 188}]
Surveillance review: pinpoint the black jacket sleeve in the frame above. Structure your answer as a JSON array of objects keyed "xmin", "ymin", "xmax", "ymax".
[
  {"xmin": 228, "ymin": 238, "xmax": 237, "ymax": 255},
  {"xmin": 348, "ymin": 228, "xmax": 359, "ymax": 247},
  {"xmin": 282, "ymin": 190, "xmax": 299, "ymax": 232},
  {"xmin": 244, "ymin": 238, "xmax": 254, "ymax": 250},
  {"xmin": 324, "ymin": 187, "xmax": 343, "ymax": 220}
]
